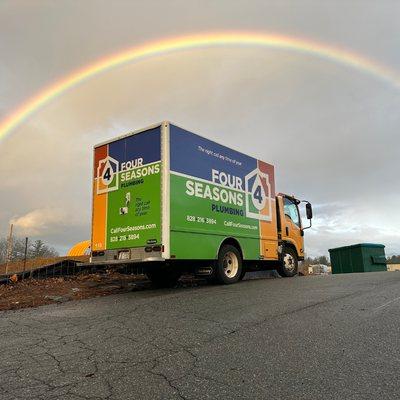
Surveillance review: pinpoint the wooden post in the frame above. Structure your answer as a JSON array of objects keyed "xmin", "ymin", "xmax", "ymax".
[
  {"xmin": 5, "ymin": 224, "xmax": 13, "ymax": 276},
  {"xmin": 23, "ymin": 237, "xmax": 28, "ymax": 273}
]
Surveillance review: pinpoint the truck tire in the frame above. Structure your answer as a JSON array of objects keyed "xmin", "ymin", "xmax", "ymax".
[
  {"xmin": 146, "ymin": 268, "xmax": 181, "ymax": 288},
  {"xmin": 238, "ymin": 268, "xmax": 247, "ymax": 281},
  {"xmin": 215, "ymin": 245, "xmax": 243, "ymax": 284},
  {"xmin": 278, "ymin": 246, "xmax": 298, "ymax": 277}
]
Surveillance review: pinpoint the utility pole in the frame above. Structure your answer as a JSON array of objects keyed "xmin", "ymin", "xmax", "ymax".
[{"xmin": 5, "ymin": 224, "xmax": 13, "ymax": 276}]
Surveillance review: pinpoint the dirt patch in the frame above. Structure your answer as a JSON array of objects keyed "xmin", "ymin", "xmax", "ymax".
[
  {"xmin": 0, "ymin": 272, "xmax": 152, "ymax": 311},
  {"xmin": 0, "ymin": 270, "xmax": 281, "ymax": 312}
]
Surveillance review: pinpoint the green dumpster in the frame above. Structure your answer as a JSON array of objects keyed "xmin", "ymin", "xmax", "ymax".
[{"xmin": 329, "ymin": 243, "xmax": 387, "ymax": 274}]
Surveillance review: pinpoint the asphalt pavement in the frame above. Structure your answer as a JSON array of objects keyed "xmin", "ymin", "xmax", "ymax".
[{"xmin": 1, "ymin": 271, "xmax": 400, "ymax": 400}]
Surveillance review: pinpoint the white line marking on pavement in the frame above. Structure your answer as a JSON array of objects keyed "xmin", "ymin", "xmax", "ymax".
[{"xmin": 374, "ymin": 296, "xmax": 400, "ymax": 311}]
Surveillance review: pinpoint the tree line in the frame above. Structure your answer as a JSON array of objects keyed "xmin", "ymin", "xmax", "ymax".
[
  {"xmin": 304, "ymin": 254, "xmax": 400, "ymax": 266},
  {"xmin": 304, "ymin": 255, "xmax": 330, "ymax": 266},
  {"xmin": 387, "ymin": 255, "xmax": 400, "ymax": 264},
  {"xmin": 0, "ymin": 237, "xmax": 59, "ymax": 264}
]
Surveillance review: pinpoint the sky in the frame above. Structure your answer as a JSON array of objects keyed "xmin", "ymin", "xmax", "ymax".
[{"xmin": 0, "ymin": 0, "xmax": 399, "ymax": 257}]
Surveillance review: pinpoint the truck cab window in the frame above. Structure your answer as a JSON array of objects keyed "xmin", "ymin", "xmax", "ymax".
[{"xmin": 284, "ymin": 198, "xmax": 300, "ymax": 227}]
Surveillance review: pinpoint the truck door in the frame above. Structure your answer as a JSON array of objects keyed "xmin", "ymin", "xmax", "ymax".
[
  {"xmin": 91, "ymin": 126, "xmax": 162, "ymax": 257},
  {"xmin": 279, "ymin": 196, "xmax": 304, "ymax": 259}
]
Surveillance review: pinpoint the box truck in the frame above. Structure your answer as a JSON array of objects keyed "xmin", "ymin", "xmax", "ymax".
[{"xmin": 91, "ymin": 122, "xmax": 313, "ymax": 285}]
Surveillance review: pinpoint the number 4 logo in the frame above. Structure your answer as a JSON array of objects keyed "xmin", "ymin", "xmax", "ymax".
[
  {"xmin": 102, "ymin": 164, "xmax": 113, "ymax": 185},
  {"xmin": 251, "ymin": 174, "xmax": 267, "ymax": 211},
  {"xmin": 245, "ymin": 169, "xmax": 272, "ymax": 221},
  {"xmin": 97, "ymin": 156, "xmax": 119, "ymax": 194}
]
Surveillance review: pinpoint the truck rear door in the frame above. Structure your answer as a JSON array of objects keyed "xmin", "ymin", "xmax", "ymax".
[{"xmin": 91, "ymin": 126, "xmax": 162, "ymax": 255}]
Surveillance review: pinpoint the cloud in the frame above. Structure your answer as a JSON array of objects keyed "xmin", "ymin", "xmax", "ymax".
[
  {"xmin": 305, "ymin": 201, "xmax": 400, "ymax": 257},
  {"xmin": 10, "ymin": 208, "xmax": 70, "ymax": 236}
]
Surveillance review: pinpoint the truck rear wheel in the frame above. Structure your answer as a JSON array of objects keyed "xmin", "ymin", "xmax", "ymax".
[
  {"xmin": 278, "ymin": 247, "xmax": 298, "ymax": 277},
  {"xmin": 215, "ymin": 245, "xmax": 243, "ymax": 284},
  {"xmin": 146, "ymin": 268, "xmax": 181, "ymax": 288}
]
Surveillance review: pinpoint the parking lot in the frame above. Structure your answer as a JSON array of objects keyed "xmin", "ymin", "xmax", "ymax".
[{"xmin": 1, "ymin": 271, "xmax": 399, "ymax": 400}]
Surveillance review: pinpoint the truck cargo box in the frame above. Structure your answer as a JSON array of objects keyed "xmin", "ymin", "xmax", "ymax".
[{"xmin": 91, "ymin": 122, "xmax": 279, "ymax": 263}]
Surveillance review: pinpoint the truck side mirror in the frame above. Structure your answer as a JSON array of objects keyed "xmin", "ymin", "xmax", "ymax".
[{"xmin": 306, "ymin": 203, "xmax": 313, "ymax": 220}]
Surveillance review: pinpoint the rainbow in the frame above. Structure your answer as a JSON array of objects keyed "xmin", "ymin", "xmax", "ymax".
[{"xmin": 1, "ymin": 31, "xmax": 399, "ymax": 142}]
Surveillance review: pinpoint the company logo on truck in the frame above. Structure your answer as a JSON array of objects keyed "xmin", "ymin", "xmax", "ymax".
[
  {"xmin": 97, "ymin": 156, "xmax": 119, "ymax": 194},
  {"xmin": 245, "ymin": 168, "xmax": 272, "ymax": 221},
  {"xmin": 184, "ymin": 167, "xmax": 272, "ymax": 221},
  {"xmin": 97, "ymin": 156, "xmax": 161, "ymax": 195}
]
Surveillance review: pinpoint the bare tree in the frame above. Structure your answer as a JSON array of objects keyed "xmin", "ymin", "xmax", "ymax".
[
  {"xmin": 0, "ymin": 238, "xmax": 7, "ymax": 264},
  {"xmin": 387, "ymin": 255, "xmax": 400, "ymax": 264},
  {"xmin": 303, "ymin": 255, "xmax": 330, "ymax": 266},
  {"xmin": 28, "ymin": 239, "xmax": 58, "ymax": 259},
  {"xmin": 315, "ymin": 255, "xmax": 329, "ymax": 265},
  {"xmin": 0, "ymin": 237, "xmax": 59, "ymax": 263}
]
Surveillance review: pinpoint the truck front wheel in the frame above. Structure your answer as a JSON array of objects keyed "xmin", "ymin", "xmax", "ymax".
[
  {"xmin": 215, "ymin": 245, "xmax": 243, "ymax": 284},
  {"xmin": 278, "ymin": 247, "xmax": 298, "ymax": 277}
]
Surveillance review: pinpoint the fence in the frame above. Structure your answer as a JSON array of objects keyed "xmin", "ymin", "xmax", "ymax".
[
  {"xmin": 0, "ymin": 256, "xmax": 90, "ymax": 276},
  {"xmin": 0, "ymin": 255, "xmax": 156, "ymax": 285}
]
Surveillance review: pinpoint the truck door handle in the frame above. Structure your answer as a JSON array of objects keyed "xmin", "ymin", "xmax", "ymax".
[{"xmin": 286, "ymin": 227, "xmax": 289, "ymax": 236}]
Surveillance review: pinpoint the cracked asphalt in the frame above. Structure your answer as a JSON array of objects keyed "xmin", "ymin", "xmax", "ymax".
[{"xmin": 1, "ymin": 271, "xmax": 400, "ymax": 400}]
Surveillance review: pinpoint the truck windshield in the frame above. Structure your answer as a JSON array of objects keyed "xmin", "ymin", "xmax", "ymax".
[{"xmin": 284, "ymin": 198, "xmax": 301, "ymax": 227}]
